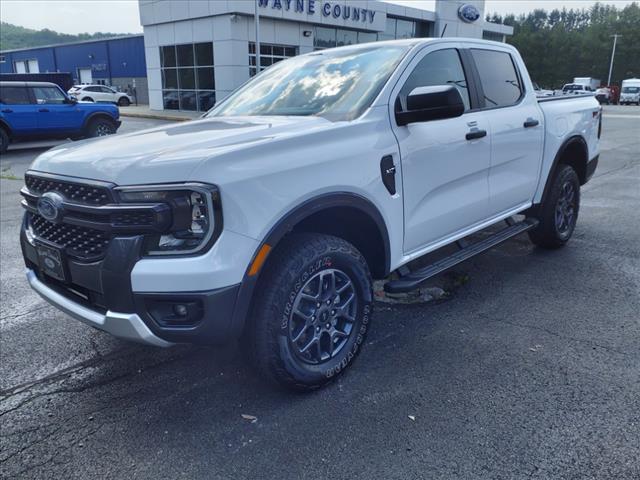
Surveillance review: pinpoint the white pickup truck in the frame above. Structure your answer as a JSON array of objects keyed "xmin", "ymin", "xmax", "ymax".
[{"xmin": 20, "ymin": 39, "xmax": 601, "ymax": 390}]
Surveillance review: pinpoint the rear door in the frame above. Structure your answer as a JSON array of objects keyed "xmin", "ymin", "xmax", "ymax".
[
  {"xmin": 391, "ymin": 44, "xmax": 492, "ymax": 253},
  {"xmin": 0, "ymin": 85, "xmax": 39, "ymax": 136},
  {"xmin": 31, "ymin": 85, "xmax": 84, "ymax": 133},
  {"xmin": 468, "ymin": 48, "xmax": 543, "ymax": 214}
]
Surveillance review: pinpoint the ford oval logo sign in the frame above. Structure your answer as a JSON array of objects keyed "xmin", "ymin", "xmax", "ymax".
[
  {"xmin": 37, "ymin": 192, "xmax": 65, "ymax": 223},
  {"xmin": 458, "ymin": 4, "xmax": 481, "ymax": 23}
]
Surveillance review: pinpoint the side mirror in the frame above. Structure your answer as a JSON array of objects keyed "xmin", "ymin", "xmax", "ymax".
[
  {"xmin": 396, "ymin": 85, "xmax": 465, "ymax": 126},
  {"xmin": 65, "ymin": 96, "xmax": 77, "ymax": 104}
]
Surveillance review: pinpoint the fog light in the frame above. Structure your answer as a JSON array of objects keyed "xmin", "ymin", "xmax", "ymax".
[
  {"xmin": 145, "ymin": 298, "xmax": 204, "ymax": 328},
  {"xmin": 173, "ymin": 304, "xmax": 188, "ymax": 316}
]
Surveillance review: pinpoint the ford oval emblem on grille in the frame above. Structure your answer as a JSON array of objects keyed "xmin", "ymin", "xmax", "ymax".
[
  {"xmin": 37, "ymin": 192, "xmax": 65, "ymax": 223},
  {"xmin": 458, "ymin": 4, "xmax": 481, "ymax": 23}
]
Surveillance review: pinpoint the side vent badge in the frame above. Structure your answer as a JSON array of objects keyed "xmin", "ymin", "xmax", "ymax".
[{"xmin": 380, "ymin": 155, "xmax": 397, "ymax": 195}]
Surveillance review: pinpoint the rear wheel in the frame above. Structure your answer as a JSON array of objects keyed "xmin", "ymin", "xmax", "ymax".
[
  {"xmin": 81, "ymin": 97, "xmax": 94, "ymax": 102},
  {"xmin": 0, "ymin": 128, "xmax": 9, "ymax": 154},
  {"xmin": 87, "ymin": 118, "xmax": 116, "ymax": 138},
  {"xmin": 247, "ymin": 233, "xmax": 373, "ymax": 391},
  {"xmin": 118, "ymin": 97, "xmax": 130, "ymax": 107},
  {"xmin": 528, "ymin": 164, "xmax": 580, "ymax": 249}
]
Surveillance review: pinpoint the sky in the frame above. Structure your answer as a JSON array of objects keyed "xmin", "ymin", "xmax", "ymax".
[{"xmin": 0, "ymin": 0, "xmax": 636, "ymax": 35}]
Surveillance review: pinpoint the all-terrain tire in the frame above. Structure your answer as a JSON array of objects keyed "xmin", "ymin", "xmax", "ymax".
[
  {"xmin": 247, "ymin": 233, "xmax": 373, "ymax": 391},
  {"xmin": 0, "ymin": 127, "xmax": 9, "ymax": 154},
  {"xmin": 86, "ymin": 118, "xmax": 116, "ymax": 138},
  {"xmin": 528, "ymin": 164, "xmax": 580, "ymax": 249}
]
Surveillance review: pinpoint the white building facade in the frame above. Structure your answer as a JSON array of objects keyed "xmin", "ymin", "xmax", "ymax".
[{"xmin": 139, "ymin": 0, "xmax": 513, "ymax": 112}]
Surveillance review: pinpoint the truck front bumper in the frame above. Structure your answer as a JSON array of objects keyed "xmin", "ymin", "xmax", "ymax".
[
  {"xmin": 21, "ymin": 219, "xmax": 243, "ymax": 346},
  {"xmin": 26, "ymin": 268, "xmax": 172, "ymax": 347}
]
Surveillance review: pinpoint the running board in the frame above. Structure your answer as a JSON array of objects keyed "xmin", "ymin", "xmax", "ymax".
[{"xmin": 384, "ymin": 218, "xmax": 539, "ymax": 294}]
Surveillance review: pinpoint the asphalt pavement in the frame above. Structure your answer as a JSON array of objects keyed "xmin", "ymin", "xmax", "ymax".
[{"xmin": 1, "ymin": 109, "xmax": 639, "ymax": 479}]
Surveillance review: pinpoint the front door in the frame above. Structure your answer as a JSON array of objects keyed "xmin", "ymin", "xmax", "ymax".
[
  {"xmin": 391, "ymin": 46, "xmax": 491, "ymax": 253},
  {"xmin": 31, "ymin": 85, "xmax": 84, "ymax": 133}
]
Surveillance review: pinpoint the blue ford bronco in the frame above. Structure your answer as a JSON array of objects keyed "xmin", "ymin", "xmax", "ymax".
[{"xmin": 0, "ymin": 81, "xmax": 121, "ymax": 153}]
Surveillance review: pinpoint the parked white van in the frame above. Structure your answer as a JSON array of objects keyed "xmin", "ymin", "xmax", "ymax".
[{"xmin": 620, "ymin": 78, "xmax": 640, "ymax": 105}]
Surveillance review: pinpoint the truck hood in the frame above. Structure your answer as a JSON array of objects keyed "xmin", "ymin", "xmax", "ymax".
[{"xmin": 29, "ymin": 116, "xmax": 334, "ymax": 185}]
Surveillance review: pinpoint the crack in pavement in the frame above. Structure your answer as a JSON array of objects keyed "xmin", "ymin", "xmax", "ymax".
[
  {"xmin": 0, "ymin": 346, "xmax": 196, "ymax": 417},
  {"xmin": 9, "ymin": 422, "xmax": 107, "ymax": 478},
  {"xmin": 481, "ymin": 314, "xmax": 631, "ymax": 357},
  {"xmin": 0, "ymin": 304, "xmax": 49, "ymax": 321}
]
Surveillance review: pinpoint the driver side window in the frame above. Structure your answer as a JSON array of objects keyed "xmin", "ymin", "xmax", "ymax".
[
  {"xmin": 31, "ymin": 86, "xmax": 66, "ymax": 104},
  {"xmin": 399, "ymin": 48, "xmax": 471, "ymax": 111}
]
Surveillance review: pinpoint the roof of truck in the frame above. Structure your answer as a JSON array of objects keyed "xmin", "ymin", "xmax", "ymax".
[{"xmin": 0, "ymin": 81, "xmax": 59, "ymax": 88}]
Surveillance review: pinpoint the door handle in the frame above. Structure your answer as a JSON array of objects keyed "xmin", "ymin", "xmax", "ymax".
[
  {"xmin": 1, "ymin": 109, "xmax": 13, "ymax": 113},
  {"xmin": 465, "ymin": 129, "xmax": 487, "ymax": 141},
  {"xmin": 39, "ymin": 108, "xmax": 50, "ymax": 112},
  {"xmin": 524, "ymin": 118, "xmax": 539, "ymax": 128}
]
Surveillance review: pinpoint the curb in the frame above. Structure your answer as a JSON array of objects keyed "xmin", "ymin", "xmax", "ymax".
[{"xmin": 119, "ymin": 112, "xmax": 195, "ymax": 122}]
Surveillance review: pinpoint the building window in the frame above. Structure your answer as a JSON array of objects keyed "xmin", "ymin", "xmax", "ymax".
[
  {"xmin": 314, "ymin": 27, "xmax": 337, "ymax": 49},
  {"xmin": 379, "ymin": 18, "xmax": 431, "ymax": 42},
  {"xmin": 336, "ymin": 29, "xmax": 357, "ymax": 47},
  {"xmin": 249, "ymin": 42, "xmax": 297, "ymax": 77},
  {"xmin": 482, "ymin": 31, "xmax": 505, "ymax": 42},
  {"xmin": 160, "ymin": 42, "xmax": 215, "ymax": 111},
  {"xmin": 314, "ymin": 27, "xmax": 380, "ymax": 50},
  {"xmin": 14, "ymin": 59, "xmax": 39, "ymax": 74}
]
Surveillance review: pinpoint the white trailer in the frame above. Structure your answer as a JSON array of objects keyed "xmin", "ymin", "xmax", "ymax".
[{"xmin": 573, "ymin": 77, "xmax": 601, "ymax": 91}]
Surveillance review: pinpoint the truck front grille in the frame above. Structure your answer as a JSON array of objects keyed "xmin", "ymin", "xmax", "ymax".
[
  {"xmin": 30, "ymin": 213, "xmax": 111, "ymax": 260},
  {"xmin": 25, "ymin": 174, "xmax": 113, "ymax": 206}
]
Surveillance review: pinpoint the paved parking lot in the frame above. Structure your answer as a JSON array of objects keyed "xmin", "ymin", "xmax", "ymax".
[{"xmin": 1, "ymin": 108, "xmax": 639, "ymax": 479}]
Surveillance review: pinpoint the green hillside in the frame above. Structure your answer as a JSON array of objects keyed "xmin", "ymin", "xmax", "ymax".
[{"xmin": 0, "ymin": 22, "xmax": 133, "ymax": 51}]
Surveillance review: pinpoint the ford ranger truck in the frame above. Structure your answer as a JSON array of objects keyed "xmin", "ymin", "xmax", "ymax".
[{"xmin": 20, "ymin": 39, "xmax": 601, "ymax": 390}]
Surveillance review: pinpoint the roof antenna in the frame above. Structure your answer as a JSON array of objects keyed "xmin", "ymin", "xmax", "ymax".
[{"xmin": 440, "ymin": 24, "xmax": 448, "ymax": 37}]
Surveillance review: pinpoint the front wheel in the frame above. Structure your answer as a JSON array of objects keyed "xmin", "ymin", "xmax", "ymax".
[
  {"xmin": 247, "ymin": 233, "xmax": 373, "ymax": 391},
  {"xmin": 0, "ymin": 128, "xmax": 9, "ymax": 154},
  {"xmin": 87, "ymin": 118, "xmax": 116, "ymax": 138},
  {"xmin": 118, "ymin": 97, "xmax": 130, "ymax": 106},
  {"xmin": 528, "ymin": 164, "xmax": 580, "ymax": 249}
]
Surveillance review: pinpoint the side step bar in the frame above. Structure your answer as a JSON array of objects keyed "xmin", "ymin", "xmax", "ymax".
[{"xmin": 384, "ymin": 218, "xmax": 539, "ymax": 294}]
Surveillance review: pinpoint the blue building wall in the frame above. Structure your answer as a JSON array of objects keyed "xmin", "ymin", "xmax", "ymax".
[{"xmin": 0, "ymin": 36, "xmax": 146, "ymax": 80}]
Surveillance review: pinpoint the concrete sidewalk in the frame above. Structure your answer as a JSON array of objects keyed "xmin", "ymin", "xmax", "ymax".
[{"xmin": 119, "ymin": 105, "xmax": 200, "ymax": 122}]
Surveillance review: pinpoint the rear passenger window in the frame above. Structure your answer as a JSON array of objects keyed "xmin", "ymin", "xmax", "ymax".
[
  {"xmin": 471, "ymin": 49, "xmax": 522, "ymax": 108},
  {"xmin": 0, "ymin": 86, "xmax": 31, "ymax": 104},
  {"xmin": 399, "ymin": 48, "xmax": 471, "ymax": 111}
]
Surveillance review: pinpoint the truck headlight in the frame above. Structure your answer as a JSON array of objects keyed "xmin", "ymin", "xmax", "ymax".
[{"xmin": 117, "ymin": 183, "xmax": 222, "ymax": 256}]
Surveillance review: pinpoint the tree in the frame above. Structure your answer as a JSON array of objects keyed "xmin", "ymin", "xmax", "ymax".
[{"xmin": 487, "ymin": 2, "xmax": 640, "ymax": 87}]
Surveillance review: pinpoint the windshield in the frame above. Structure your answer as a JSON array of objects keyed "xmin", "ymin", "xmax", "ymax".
[
  {"xmin": 622, "ymin": 86, "xmax": 640, "ymax": 93},
  {"xmin": 207, "ymin": 45, "xmax": 410, "ymax": 121}
]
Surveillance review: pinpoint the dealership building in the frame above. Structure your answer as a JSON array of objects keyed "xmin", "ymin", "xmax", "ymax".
[
  {"xmin": 139, "ymin": 0, "xmax": 513, "ymax": 112},
  {"xmin": 0, "ymin": 35, "xmax": 149, "ymax": 103}
]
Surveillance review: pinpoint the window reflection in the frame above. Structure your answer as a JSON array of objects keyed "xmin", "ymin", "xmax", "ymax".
[{"xmin": 208, "ymin": 45, "xmax": 410, "ymax": 122}]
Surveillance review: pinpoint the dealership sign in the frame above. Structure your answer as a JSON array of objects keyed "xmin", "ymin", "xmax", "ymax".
[
  {"xmin": 457, "ymin": 4, "xmax": 481, "ymax": 23},
  {"xmin": 258, "ymin": 0, "xmax": 376, "ymax": 24}
]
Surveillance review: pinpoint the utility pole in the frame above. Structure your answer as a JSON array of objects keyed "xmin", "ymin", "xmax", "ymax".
[
  {"xmin": 254, "ymin": 0, "xmax": 261, "ymax": 75},
  {"xmin": 607, "ymin": 34, "xmax": 621, "ymax": 86}
]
